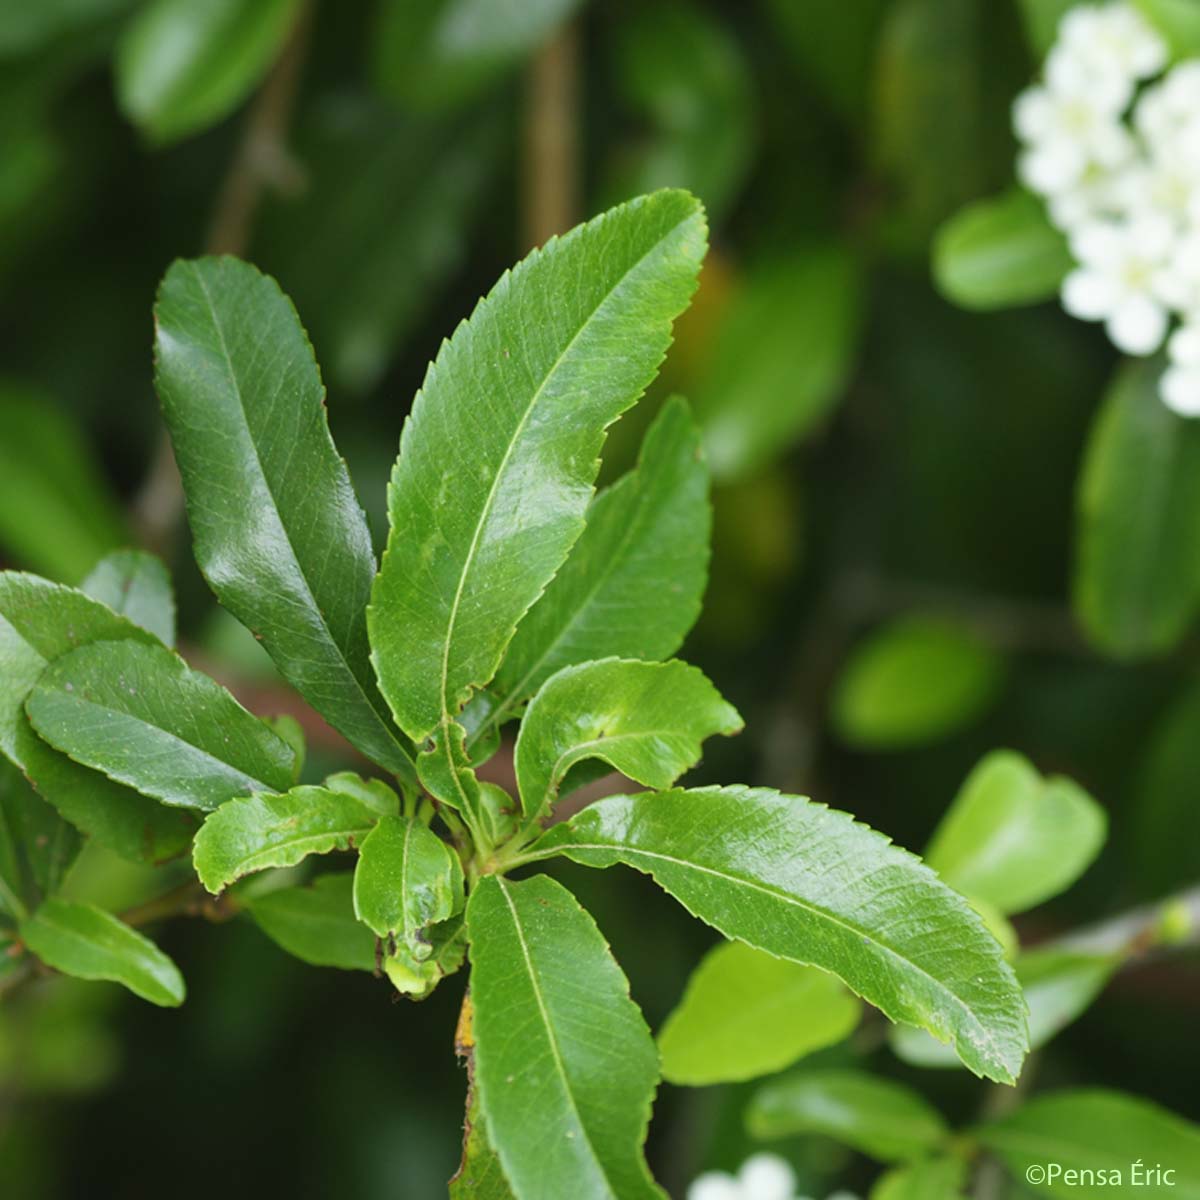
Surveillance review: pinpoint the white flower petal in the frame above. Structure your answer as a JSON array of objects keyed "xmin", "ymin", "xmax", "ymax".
[
  {"xmin": 1070, "ymin": 220, "xmax": 1124, "ymax": 267},
  {"xmin": 1013, "ymin": 87, "xmax": 1054, "ymax": 141},
  {"xmin": 1161, "ymin": 365, "xmax": 1200, "ymax": 415},
  {"xmin": 688, "ymin": 1173, "xmax": 744, "ymax": 1200},
  {"xmin": 1108, "ymin": 294, "xmax": 1169, "ymax": 354},
  {"xmin": 737, "ymin": 1153, "xmax": 797, "ymax": 1200},
  {"xmin": 1169, "ymin": 322, "xmax": 1200, "ymax": 365},
  {"xmin": 1063, "ymin": 267, "xmax": 1118, "ymax": 319},
  {"xmin": 1019, "ymin": 143, "xmax": 1086, "ymax": 195}
]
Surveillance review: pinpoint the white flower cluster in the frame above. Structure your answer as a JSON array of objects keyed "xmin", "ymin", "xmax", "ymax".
[
  {"xmin": 687, "ymin": 1153, "xmax": 859, "ymax": 1200},
  {"xmin": 1014, "ymin": 3, "xmax": 1200, "ymax": 415}
]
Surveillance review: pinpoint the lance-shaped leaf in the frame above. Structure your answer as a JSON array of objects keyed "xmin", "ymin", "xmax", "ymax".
[
  {"xmin": 352, "ymin": 814, "xmax": 464, "ymax": 951},
  {"xmin": 19, "ymin": 898, "xmax": 185, "ymax": 1007},
  {"xmin": 451, "ymin": 1082, "xmax": 517, "ymax": 1200},
  {"xmin": 658, "ymin": 940, "xmax": 860, "ymax": 1086},
  {"xmin": 484, "ymin": 397, "xmax": 711, "ymax": 734},
  {"xmin": 466, "ymin": 875, "xmax": 664, "ymax": 1200},
  {"xmin": 979, "ymin": 1089, "xmax": 1200, "ymax": 1198},
  {"xmin": 369, "ymin": 190, "xmax": 707, "ymax": 745},
  {"xmin": 0, "ymin": 574, "xmax": 195, "ymax": 864},
  {"xmin": 0, "ymin": 757, "xmax": 79, "ymax": 914},
  {"xmin": 925, "ymin": 751, "xmax": 1106, "ymax": 915},
  {"xmin": 243, "ymin": 872, "xmax": 376, "ymax": 971},
  {"xmin": 533, "ymin": 787, "xmax": 1028, "ymax": 1083},
  {"xmin": 871, "ymin": 1158, "xmax": 967, "ymax": 1200},
  {"xmin": 82, "ymin": 549, "xmax": 177, "ymax": 646},
  {"xmin": 27, "ymin": 639, "xmax": 295, "ymax": 811},
  {"xmin": 747, "ymin": 1069, "xmax": 949, "ymax": 1162},
  {"xmin": 192, "ymin": 775, "xmax": 399, "ymax": 894},
  {"xmin": 514, "ymin": 658, "xmax": 741, "ymax": 816},
  {"xmin": 153, "ymin": 257, "xmax": 415, "ymax": 785}
]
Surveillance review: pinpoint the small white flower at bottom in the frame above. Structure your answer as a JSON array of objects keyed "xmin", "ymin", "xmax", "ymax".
[
  {"xmin": 1162, "ymin": 320, "xmax": 1200, "ymax": 415},
  {"xmin": 687, "ymin": 1153, "xmax": 799, "ymax": 1200}
]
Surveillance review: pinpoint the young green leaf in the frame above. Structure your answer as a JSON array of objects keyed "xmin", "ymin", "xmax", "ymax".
[
  {"xmin": 0, "ymin": 758, "xmax": 79, "ymax": 914},
  {"xmin": 27, "ymin": 639, "xmax": 296, "ymax": 811},
  {"xmin": 193, "ymin": 778, "xmax": 398, "ymax": 894},
  {"xmin": 466, "ymin": 874, "xmax": 664, "ymax": 1199},
  {"xmin": 870, "ymin": 1158, "xmax": 968, "ymax": 1200},
  {"xmin": 153, "ymin": 256, "xmax": 416, "ymax": 786},
  {"xmin": 1075, "ymin": 359, "xmax": 1200, "ymax": 658},
  {"xmin": 383, "ymin": 913, "xmax": 468, "ymax": 999},
  {"xmin": 484, "ymin": 397, "xmax": 711, "ymax": 732},
  {"xmin": 81, "ymin": 549, "xmax": 177, "ymax": 646},
  {"xmin": 450, "ymin": 1083, "xmax": 517, "ymax": 1200},
  {"xmin": 979, "ymin": 1089, "xmax": 1200, "ymax": 1197},
  {"xmin": 116, "ymin": 0, "xmax": 302, "ymax": 144},
  {"xmin": 243, "ymin": 873, "xmax": 376, "ymax": 971},
  {"xmin": 890, "ymin": 947, "xmax": 1120, "ymax": 1067},
  {"xmin": 19, "ymin": 898, "xmax": 185, "ymax": 1007},
  {"xmin": 533, "ymin": 786, "xmax": 1029, "ymax": 1083},
  {"xmin": 832, "ymin": 616, "xmax": 1005, "ymax": 750},
  {"xmin": 369, "ymin": 189, "xmax": 707, "ymax": 747},
  {"xmin": 657, "ymin": 940, "xmax": 860, "ymax": 1086},
  {"xmin": 925, "ymin": 750, "xmax": 1107, "ymax": 915},
  {"xmin": 352, "ymin": 814, "xmax": 464, "ymax": 948},
  {"xmin": 0, "ymin": 573, "xmax": 195, "ymax": 863},
  {"xmin": 933, "ymin": 189, "xmax": 1072, "ymax": 311},
  {"xmin": 0, "ymin": 386, "xmax": 126, "ymax": 583},
  {"xmin": 748, "ymin": 1069, "xmax": 949, "ymax": 1161},
  {"xmin": 514, "ymin": 658, "xmax": 742, "ymax": 816},
  {"xmin": 692, "ymin": 245, "xmax": 863, "ymax": 481}
]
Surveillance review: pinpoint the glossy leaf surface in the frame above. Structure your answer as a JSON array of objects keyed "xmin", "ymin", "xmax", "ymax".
[
  {"xmin": 450, "ymin": 1084, "xmax": 516, "ymax": 1199},
  {"xmin": 154, "ymin": 257, "xmax": 415, "ymax": 783},
  {"xmin": 116, "ymin": 0, "xmax": 301, "ymax": 144},
  {"xmin": 486, "ymin": 397, "xmax": 710, "ymax": 728},
  {"xmin": 535, "ymin": 787, "xmax": 1028, "ymax": 1082},
  {"xmin": 933, "ymin": 189, "xmax": 1071, "ymax": 311},
  {"xmin": 352, "ymin": 814, "xmax": 463, "ymax": 947},
  {"xmin": 19, "ymin": 898, "xmax": 185, "ymax": 1006},
  {"xmin": 747, "ymin": 1069, "xmax": 949, "ymax": 1162},
  {"xmin": 370, "ymin": 190, "xmax": 706, "ymax": 747},
  {"xmin": 657, "ymin": 940, "xmax": 860, "ymax": 1086},
  {"xmin": 466, "ymin": 874, "xmax": 663, "ymax": 1200},
  {"xmin": 925, "ymin": 751, "xmax": 1106, "ymax": 914},
  {"xmin": 82, "ymin": 549, "xmax": 176, "ymax": 646},
  {"xmin": 193, "ymin": 777, "xmax": 397, "ymax": 894},
  {"xmin": 514, "ymin": 658, "xmax": 741, "ymax": 816},
  {"xmin": 243, "ymin": 873, "xmax": 376, "ymax": 971},
  {"xmin": 979, "ymin": 1089, "xmax": 1200, "ymax": 1198},
  {"xmin": 27, "ymin": 639, "xmax": 295, "ymax": 811},
  {"xmin": 1075, "ymin": 359, "xmax": 1200, "ymax": 658},
  {"xmin": 0, "ymin": 574, "xmax": 195, "ymax": 863}
]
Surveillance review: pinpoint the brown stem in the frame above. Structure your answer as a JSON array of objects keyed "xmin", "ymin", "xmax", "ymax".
[
  {"xmin": 522, "ymin": 21, "xmax": 581, "ymax": 251},
  {"xmin": 131, "ymin": 3, "xmax": 313, "ymax": 553}
]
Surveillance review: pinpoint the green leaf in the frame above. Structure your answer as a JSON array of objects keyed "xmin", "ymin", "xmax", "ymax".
[
  {"xmin": 27, "ymin": 638, "xmax": 296, "ymax": 811},
  {"xmin": 1075, "ymin": 359, "xmax": 1200, "ymax": 658},
  {"xmin": 925, "ymin": 751, "xmax": 1106, "ymax": 914},
  {"xmin": 933, "ymin": 189, "xmax": 1071, "ymax": 311},
  {"xmin": 890, "ymin": 947, "xmax": 1119, "ymax": 1068},
  {"xmin": 81, "ymin": 549, "xmax": 176, "ymax": 646},
  {"xmin": 514, "ymin": 658, "xmax": 741, "ymax": 817},
  {"xmin": 369, "ymin": 189, "xmax": 707, "ymax": 747},
  {"xmin": 533, "ymin": 786, "xmax": 1029, "ymax": 1083},
  {"xmin": 0, "ymin": 386, "xmax": 126, "ymax": 583},
  {"xmin": 1014, "ymin": 0, "xmax": 1075, "ymax": 54},
  {"xmin": 979, "ymin": 1089, "xmax": 1200, "ymax": 1198},
  {"xmin": 192, "ymin": 776, "xmax": 398, "ymax": 894},
  {"xmin": 484, "ymin": 397, "xmax": 711, "ymax": 733},
  {"xmin": 115, "ymin": 0, "xmax": 301, "ymax": 144},
  {"xmin": 0, "ymin": 758, "xmax": 79, "ymax": 915},
  {"xmin": 466, "ymin": 874, "xmax": 664, "ymax": 1199},
  {"xmin": 657, "ymin": 940, "xmax": 860, "ymax": 1086},
  {"xmin": 0, "ymin": 573, "xmax": 196, "ymax": 864},
  {"xmin": 692, "ymin": 245, "xmax": 862, "ymax": 481},
  {"xmin": 383, "ymin": 913, "xmax": 468, "ymax": 999},
  {"xmin": 451, "ymin": 1082, "xmax": 517, "ymax": 1200},
  {"xmin": 153, "ymin": 256, "xmax": 415, "ymax": 784},
  {"xmin": 832, "ymin": 616, "xmax": 1005, "ymax": 750},
  {"xmin": 0, "ymin": 0, "xmax": 135, "ymax": 56},
  {"xmin": 603, "ymin": 1, "xmax": 755, "ymax": 221},
  {"xmin": 243, "ymin": 872, "xmax": 376, "ymax": 971},
  {"xmin": 19, "ymin": 898, "xmax": 185, "ymax": 1006},
  {"xmin": 747, "ymin": 1069, "xmax": 949, "ymax": 1162},
  {"xmin": 1134, "ymin": 0, "xmax": 1200, "ymax": 59},
  {"xmin": 372, "ymin": 0, "xmax": 585, "ymax": 112},
  {"xmin": 352, "ymin": 814, "xmax": 463, "ymax": 949},
  {"xmin": 871, "ymin": 1158, "xmax": 968, "ymax": 1200}
]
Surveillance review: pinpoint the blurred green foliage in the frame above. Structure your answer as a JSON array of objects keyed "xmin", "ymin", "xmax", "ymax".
[{"xmin": 0, "ymin": 0, "xmax": 1198, "ymax": 1197}]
